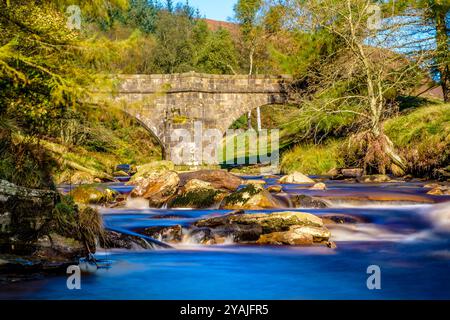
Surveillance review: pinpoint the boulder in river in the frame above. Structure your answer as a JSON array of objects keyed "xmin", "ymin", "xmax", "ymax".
[
  {"xmin": 357, "ymin": 174, "xmax": 393, "ymax": 183},
  {"xmin": 140, "ymin": 225, "xmax": 183, "ymax": 243},
  {"xmin": 245, "ymin": 179, "xmax": 267, "ymax": 185},
  {"xmin": 168, "ymin": 179, "xmax": 226, "ymax": 209},
  {"xmin": 257, "ymin": 225, "xmax": 330, "ymax": 245},
  {"xmin": 70, "ymin": 185, "xmax": 118, "ymax": 205},
  {"xmin": 179, "ymin": 170, "xmax": 242, "ymax": 191},
  {"xmin": 192, "ymin": 210, "xmax": 330, "ymax": 246},
  {"xmin": 278, "ymin": 172, "xmax": 315, "ymax": 184},
  {"xmin": 291, "ymin": 195, "xmax": 329, "ymax": 209},
  {"xmin": 130, "ymin": 171, "xmax": 180, "ymax": 208},
  {"xmin": 310, "ymin": 182, "xmax": 327, "ymax": 190},
  {"xmin": 267, "ymin": 185, "xmax": 283, "ymax": 193},
  {"xmin": 219, "ymin": 184, "xmax": 283, "ymax": 210},
  {"xmin": 427, "ymin": 185, "xmax": 450, "ymax": 195},
  {"xmin": 128, "ymin": 161, "xmax": 175, "ymax": 184},
  {"xmin": 101, "ymin": 231, "xmax": 155, "ymax": 250},
  {"xmin": 321, "ymin": 214, "xmax": 368, "ymax": 225}
]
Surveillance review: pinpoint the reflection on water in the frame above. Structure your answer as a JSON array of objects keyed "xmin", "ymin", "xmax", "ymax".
[{"xmin": 2, "ymin": 179, "xmax": 450, "ymax": 300}]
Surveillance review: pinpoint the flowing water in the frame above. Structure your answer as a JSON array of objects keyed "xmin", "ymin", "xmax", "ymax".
[{"xmin": 1, "ymin": 177, "xmax": 450, "ymax": 300}]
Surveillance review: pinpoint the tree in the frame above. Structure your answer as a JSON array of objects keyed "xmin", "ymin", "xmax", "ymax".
[
  {"xmin": 196, "ymin": 28, "xmax": 239, "ymax": 74},
  {"xmin": 279, "ymin": 0, "xmax": 426, "ymax": 174},
  {"xmin": 389, "ymin": 0, "xmax": 449, "ymax": 102},
  {"xmin": 0, "ymin": 0, "xmax": 126, "ymax": 187}
]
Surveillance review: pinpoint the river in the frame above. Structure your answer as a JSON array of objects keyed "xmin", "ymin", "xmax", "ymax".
[{"xmin": 1, "ymin": 176, "xmax": 449, "ymax": 299}]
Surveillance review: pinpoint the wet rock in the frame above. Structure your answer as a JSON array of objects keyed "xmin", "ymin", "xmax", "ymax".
[
  {"xmin": 341, "ymin": 168, "xmax": 363, "ymax": 178},
  {"xmin": 321, "ymin": 214, "xmax": 368, "ymax": 225},
  {"xmin": 0, "ymin": 180, "xmax": 57, "ymax": 242},
  {"xmin": 310, "ymin": 182, "xmax": 327, "ymax": 190},
  {"xmin": 279, "ymin": 172, "xmax": 315, "ymax": 184},
  {"xmin": 195, "ymin": 211, "xmax": 324, "ymax": 232},
  {"xmin": 256, "ymin": 228, "xmax": 314, "ymax": 245},
  {"xmin": 130, "ymin": 171, "xmax": 180, "ymax": 208},
  {"xmin": 168, "ymin": 179, "xmax": 227, "ymax": 209},
  {"xmin": 256, "ymin": 225, "xmax": 331, "ymax": 246},
  {"xmin": 101, "ymin": 231, "xmax": 154, "ymax": 250},
  {"xmin": 179, "ymin": 170, "xmax": 243, "ymax": 191},
  {"xmin": 219, "ymin": 184, "xmax": 283, "ymax": 210},
  {"xmin": 427, "ymin": 185, "xmax": 450, "ymax": 195},
  {"xmin": 70, "ymin": 185, "xmax": 118, "ymax": 205},
  {"xmin": 267, "ymin": 185, "xmax": 283, "ymax": 193},
  {"xmin": 34, "ymin": 233, "xmax": 85, "ymax": 262},
  {"xmin": 140, "ymin": 225, "xmax": 183, "ymax": 243},
  {"xmin": 291, "ymin": 195, "xmax": 329, "ymax": 209},
  {"xmin": 193, "ymin": 211, "xmax": 330, "ymax": 246},
  {"xmin": 245, "ymin": 180, "xmax": 267, "ymax": 185},
  {"xmin": 186, "ymin": 228, "xmax": 228, "ymax": 245},
  {"xmin": 357, "ymin": 174, "xmax": 392, "ymax": 183}
]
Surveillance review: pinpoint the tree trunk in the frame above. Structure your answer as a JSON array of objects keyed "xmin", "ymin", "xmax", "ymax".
[
  {"xmin": 256, "ymin": 106, "xmax": 262, "ymax": 132},
  {"xmin": 435, "ymin": 9, "xmax": 449, "ymax": 102},
  {"xmin": 249, "ymin": 48, "xmax": 254, "ymax": 76},
  {"xmin": 247, "ymin": 111, "xmax": 252, "ymax": 129}
]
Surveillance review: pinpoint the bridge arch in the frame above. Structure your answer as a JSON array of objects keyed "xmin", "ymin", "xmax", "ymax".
[{"xmin": 109, "ymin": 72, "xmax": 292, "ymax": 163}]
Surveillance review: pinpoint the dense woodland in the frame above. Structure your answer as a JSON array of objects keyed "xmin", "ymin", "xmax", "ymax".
[{"xmin": 0, "ymin": 0, "xmax": 449, "ymax": 191}]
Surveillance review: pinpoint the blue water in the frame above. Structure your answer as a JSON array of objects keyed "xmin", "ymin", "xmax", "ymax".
[{"xmin": 2, "ymin": 181, "xmax": 450, "ymax": 300}]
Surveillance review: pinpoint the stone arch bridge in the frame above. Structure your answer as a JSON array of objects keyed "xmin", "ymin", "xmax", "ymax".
[{"xmin": 108, "ymin": 72, "xmax": 292, "ymax": 160}]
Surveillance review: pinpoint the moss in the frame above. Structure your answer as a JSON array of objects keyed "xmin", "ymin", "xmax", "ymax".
[
  {"xmin": 170, "ymin": 189, "xmax": 221, "ymax": 209},
  {"xmin": 221, "ymin": 184, "xmax": 261, "ymax": 206},
  {"xmin": 70, "ymin": 185, "xmax": 117, "ymax": 205}
]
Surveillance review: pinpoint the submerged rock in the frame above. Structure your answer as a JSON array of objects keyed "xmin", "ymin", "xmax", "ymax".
[
  {"xmin": 357, "ymin": 174, "xmax": 392, "ymax": 183},
  {"xmin": 267, "ymin": 185, "xmax": 283, "ymax": 193},
  {"xmin": 179, "ymin": 170, "xmax": 242, "ymax": 191},
  {"xmin": 245, "ymin": 179, "xmax": 267, "ymax": 185},
  {"xmin": 279, "ymin": 172, "xmax": 315, "ymax": 184},
  {"xmin": 219, "ymin": 184, "xmax": 283, "ymax": 210},
  {"xmin": 101, "ymin": 231, "xmax": 155, "ymax": 250},
  {"xmin": 130, "ymin": 171, "xmax": 180, "ymax": 208},
  {"xmin": 140, "ymin": 225, "xmax": 183, "ymax": 243},
  {"xmin": 70, "ymin": 185, "xmax": 118, "ymax": 205},
  {"xmin": 291, "ymin": 195, "xmax": 329, "ymax": 208},
  {"xmin": 321, "ymin": 214, "xmax": 368, "ymax": 225},
  {"xmin": 427, "ymin": 185, "xmax": 450, "ymax": 195},
  {"xmin": 310, "ymin": 182, "xmax": 327, "ymax": 190}
]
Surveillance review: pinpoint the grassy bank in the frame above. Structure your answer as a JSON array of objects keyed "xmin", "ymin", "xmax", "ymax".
[{"xmin": 279, "ymin": 102, "xmax": 449, "ymax": 177}]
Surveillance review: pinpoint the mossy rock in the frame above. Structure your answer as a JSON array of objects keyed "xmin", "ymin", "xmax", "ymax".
[
  {"xmin": 169, "ymin": 189, "xmax": 225, "ymax": 209},
  {"xmin": 129, "ymin": 161, "xmax": 175, "ymax": 183},
  {"xmin": 70, "ymin": 185, "xmax": 118, "ymax": 205},
  {"xmin": 220, "ymin": 184, "xmax": 282, "ymax": 210}
]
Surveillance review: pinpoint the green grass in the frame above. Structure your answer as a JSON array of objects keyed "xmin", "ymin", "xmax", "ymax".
[
  {"xmin": 280, "ymin": 139, "xmax": 345, "ymax": 175},
  {"xmin": 384, "ymin": 103, "xmax": 450, "ymax": 147}
]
